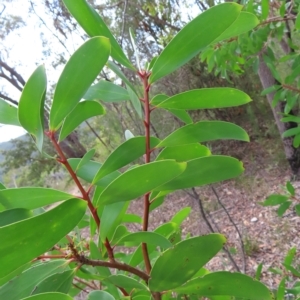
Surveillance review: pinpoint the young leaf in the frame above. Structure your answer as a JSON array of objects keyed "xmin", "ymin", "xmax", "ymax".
[
  {"xmin": 0, "ymin": 187, "xmax": 75, "ymax": 211},
  {"xmin": 0, "ymin": 199, "xmax": 87, "ymax": 278},
  {"xmin": 149, "ymin": 234, "xmax": 226, "ymax": 291},
  {"xmin": 157, "ymin": 88, "xmax": 251, "ymax": 110},
  {"xmin": 277, "ymin": 200, "xmax": 292, "ymax": 217},
  {"xmin": 255, "ymin": 263, "xmax": 263, "ymax": 281},
  {"xmin": 0, "ymin": 208, "xmax": 33, "ymax": 226},
  {"xmin": 259, "ymin": 194, "xmax": 289, "ymax": 207},
  {"xmin": 157, "ymin": 121, "xmax": 249, "ymax": 147},
  {"xmin": 154, "ymin": 156, "xmax": 243, "ymax": 191},
  {"xmin": 18, "ymin": 65, "xmax": 47, "ymax": 152},
  {"xmin": 59, "ymin": 100, "xmax": 105, "ymax": 141},
  {"xmin": 170, "ymin": 207, "xmax": 191, "ymax": 226},
  {"xmin": 93, "ymin": 136, "xmax": 160, "ymax": 183},
  {"xmin": 97, "ymin": 160, "xmax": 186, "ymax": 205},
  {"xmin": 283, "ymin": 127, "xmax": 300, "ymax": 138},
  {"xmin": 21, "ymin": 293, "xmax": 73, "ymax": 300},
  {"xmin": 62, "ymin": 0, "xmax": 133, "ymax": 70},
  {"xmin": 149, "ymin": 3, "xmax": 242, "ymax": 83},
  {"xmin": 0, "ymin": 260, "xmax": 69, "ymax": 299},
  {"xmin": 49, "ymin": 37, "xmax": 110, "ymax": 131},
  {"xmin": 174, "ymin": 272, "xmax": 272, "ymax": 299},
  {"xmin": 286, "ymin": 181, "xmax": 295, "ymax": 196},
  {"xmin": 284, "ymin": 247, "xmax": 296, "ymax": 267},
  {"xmin": 0, "ymin": 98, "xmax": 21, "ymax": 126},
  {"xmin": 83, "ymin": 80, "xmax": 130, "ymax": 102},
  {"xmin": 261, "ymin": 0, "xmax": 270, "ymax": 20},
  {"xmin": 75, "ymin": 149, "xmax": 96, "ymax": 172},
  {"xmin": 276, "ymin": 277, "xmax": 286, "ymax": 300},
  {"xmin": 295, "ymin": 204, "xmax": 300, "ymax": 216}
]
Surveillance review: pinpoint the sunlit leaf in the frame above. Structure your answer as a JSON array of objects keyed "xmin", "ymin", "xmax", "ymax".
[
  {"xmin": 277, "ymin": 201, "xmax": 292, "ymax": 217},
  {"xmin": 0, "ymin": 199, "xmax": 86, "ymax": 278},
  {"xmin": 62, "ymin": 0, "xmax": 133, "ymax": 70},
  {"xmin": 21, "ymin": 293, "xmax": 73, "ymax": 300},
  {"xmin": 59, "ymin": 100, "xmax": 105, "ymax": 141},
  {"xmin": 259, "ymin": 194, "xmax": 289, "ymax": 207},
  {"xmin": 149, "ymin": 234, "xmax": 226, "ymax": 291},
  {"xmin": 0, "ymin": 208, "xmax": 33, "ymax": 226},
  {"xmin": 0, "ymin": 98, "xmax": 21, "ymax": 126},
  {"xmin": 49, "ymin": 37, "xmax": 110, "ymax": 130},
  {"xmin": 261, "ymin": 0, "xmax": 270, "ymax": 20},
  {"xmin": 75, "ymin": 149, "xmax": 96, "ymax": 172},
  {"xmin": 18, "ymin": 65, "xmax": 46, "ymax": 151},
  {"xmin": 171, "ymin": 207, "xmax": 191, "ymax": 226},
  {"xmin": 149, "ymin": 3, "xmax": 242, "ymax": 83}
]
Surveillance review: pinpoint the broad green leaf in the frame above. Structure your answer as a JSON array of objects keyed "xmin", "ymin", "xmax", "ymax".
[
  {"xmin": 259, "ymin": 194, "xmax": 289, "ymax": 207},
  {"xmin": 88, "ymin": 290, "xmax": 115, "ymax": 300},
  {"xmin": 277, "ymin": 201, "xmax": 292, "ymax": 217},
  {"xmin": 62, "ymin": 0, "xmax": 133, "ymax": 70},
  {"xmin": 111, "ymin": 225, "xmax": 130, "ymax": 246},
  {"xmin": 18, "ymin": 65, "xmax": 46, "ymax": 151},
  {"xmin": 21, "ymin": 293, "xmax": 73, "ymax": 300},
  {"xmin": 59, "ymin": 100, "xmax": 105, "ymax": 141},
  {"xmin": 281, "ymin": 115, "xmax": 300, "ymax": 123},
  {"xmin": 296, "ymin": 12, "xmax": 300, "ymax": 30},
  {"xmin": 154, "ymin": 156, "xmax": 244, "ymax": 191},
  {"xmin": 76, "ymin": 149, "xmax": 96, "ymax": 172},
  {"xmin": 261, "ymin": 0, "xmax": 269, "ymax": 20},
  {"xmin": 105, "ymin": 275, "xmax": 147, "ymax": 291},
  {"xmin": 118, "ymin": 232, "xmax": 172, "ymax": 248},
  {"xmin": 0, "ymin": 182, "xmax": 5, "ymax": 190},
  {"xmin": 0, "ymin": 199, "xmax": 86, "ymax": 278},
  {"xmin": 0, "ymin": 208, "xmax": 33, "ymax": 226},
  {"xmin": 157, "ymin": 88, "xmax": 251, "ymax": 110},
  {"xmin": 156, "ymin": 144, "xmax": 211, "ymax": 162},
  {"xmin": 83, "ymin": 80, "xmax": 130, "ymax": 102},
  {"xmin": 0, "ymin": 263, "xmax": 31, "ymax": 287},
  {"xmin": 122, "ymin": 214, "xmax": 142, "ymax": 224},
  {"xmin": 149, "ymin": 234, "xmax": 226, "ymax": 291},
  {"xmin": 293, "ymin": 134, "xmax": 300, "ymax": 147},
  {"xmin": 149, "ymin": 3, "xmax": 242, "ymax": 83},
  {"xmin": 286, "ymin": 181, "xmax": 295, "ymax": 196},
  {"xmin": 0, "ymin": 187, "xmax": 75, "ymax": 211},
  {"xmin": 93, "ymin": 136, "xmax": 160, "ymax": 183},
  {"xmin": 0, "ymin": 98, "xmax": 21, "ymax": 126},
  {"xmin": 167, "ymin": 109, "xmax": 193, "ymax": 124},
  {"xmin": 171, "ymin": 207, "xmax": 191, "ymax": 226},
  {"xmin": 174, "ymin": 272, "xmax": 272, "ymax": 299},
  {"xmin": 0, "ymin": 260, "xmax": 69, "ymax": 300},
  {"xmin": 213, "ymin": 12, "xmax": 259, "ymax": 43},
  {"xmin": 127, "ymin": 84, "xmax": 142, "ymax": 118},
  {"xmin": 295, "ymin": 204, "xmax": 300, "ymax": 216},
  {"xmin": 282, "ymin": 127, "xmax": 300, "ymax": 138},
  {"xmin": 97, "ymin": 160, "xmax": 186, "ymax": 205},
  {"xmin": 49, "ymin": 37, "xmax": 110, "ymax": 130},
  {"xmin": 100, "ymin": 201, "xmax": 129, "ymax": 242},
  {"xmin": 31, "ymin": 270, "xmax": 74, "ymax": 295},
  {"xmin": 157, "ymin": 121, "xmax": 249, "ymax": 147}
]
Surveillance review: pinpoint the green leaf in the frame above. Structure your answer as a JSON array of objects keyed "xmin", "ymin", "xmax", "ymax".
[
  {"xmin": 255, "ymin": 263, "xmax": 263, "ymax": 281},
  {"xmin": 259, "ymin": 194, "xmax": 289, "ymax": 207},
  {"xmin": 127, "ymin": 84, "xmax": 142, "ymax": 118},
  {"xmin": 149, "ymin": 234, "xmax": 226, "ymax": 291},
  {"xmin": 174, "ymin": 272, "xmax": 272, "ymax": 299},
  {"xmin": 111, "ymin": 225, "xmax": 130, "ymax": 245},
  {"xmin": 0, "ymin": 260, "xmax": 69, "ymax": 300},
  {"xmin": 282, "ymin": 127, "xmax": 300, "ymax": 138},
  {"xmin": 276, "ymin": 277, "xmax": 286, "ymax": 300},
  {"xmin": 295, "ymin": 204, "xmax": 300, "ymax": 216},
  {"xmin": 293, "ymin": 134, "xmax": 300, "ymax": 148},
  {"xmin": 156, "ymin": 144, "xmax": 211, "ymax": 162},
  {"xmin": 154, "ymin": 156, "xmax": 244, "ymax": 191},
  {"xmin": 118, "ymin": 232, "xmax": 172, "ymax": 248},
  {"xmin": 0, "ymin": 98, "xmax": 21, "ymax": 126},
  {"xmin": 31, "ymin": 270, "xmax": 74, "ymax": 295},
  {"xmin": 157, "ymin": 88, "xmax": 251, "ymax": 110},
  {"xmin": 277, "ymin": 200, "xmax": 292, "ymax": 217},
  {"xmin": 49, "ymin": 37, "xmax": 110, "ymax": 130},
  {"xmin": 296, "ymin": 12, "xmax": 300, "ymax": 30},
  {"xmin": 286, "ymin": 181, "xmax": 295, "ymax": 196},
  {"xmin": 105, "ymin": 275, "xmax": 147, "ymax": 291},
  {"xmin": 84, "ymin": 80, "xmax": 130, "ymax": 102},
  {"xmin": 149, "ymin": 3, "xmax": 242, "ymax": 83},
  {"xmin": 171, "ymin": 207, "xmax": 191, "ymax": 226},
  {"xmin": 281, "ymin": 115, "xmax": 300, "ymax": 123},
  {"xmin": 93, "ymin": 136, "xmax": 160, "ymax": 183},
  {"xmin": 157, "ymin": 121, "xmax": 249, "ymax": 147},
  {"xmin": 261, "ymin": 85, "xmax": 281, "ymax": 96},
  {"xmin": 0, "ymin": 208, "xmax": 33, "ymax": 226},
  {"xmin": 76, "ymin": 149, "xmax": 96, "ymax": 172},
  {"xmin": 88, "ymin": 290, "xmax": 115, "ymax": 300},
  {"xmin": 0, "ymin": 199, "xmax": 86, "ymax": 278},
  {"xmin": 97, "ymin": 160, "xmax": 186, "ymax": 205},
  {"xmin": 122, "ymin": 214, "xmax": 142, "ymax": 224},
  {"xmin": 21, "ymin": 293, "xmax": 73, "ymax": 300},
  {"xmin": 18, "ymin": 65, "xmax": 47, "ymax": 152},
  {"xmin": 0, "ymin": 182, "xmax": 5, "ymax": 190},
  {"xmin": 212, "ymin": 12, "xmax": 259, "ymax": 43},
  {"xmin": 0, "ymin": 187, "xmax": 75, "ymax": 211},
  {"xmin": 62, "ymin": 0, "xmax": 133, "ymax": 70},
  {"xmin": 167, "ymin": 109, "xmax": 193, "ymax": 124},
  {"xmin": 59, "ymin": 100, "xmax": 105, "ymax": 141},
  {"xmin": 284, "ymin": 247, "xmax": 296, "ymax": 267},
  {"xmin": 261, "ymin": 0, "xmax": 269, "ymax": 20}
]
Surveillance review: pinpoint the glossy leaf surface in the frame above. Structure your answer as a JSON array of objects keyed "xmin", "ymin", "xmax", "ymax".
[
  {"xmin": 149, "ymin": 234, "xmax": 226, "ymax": 291},
  {"xmin": 75, "ymin": 149, "xmax": 96, "ymax": 172},
  {"xmin": 87, "ymin": 290, "xmax": 115, "ymax": 300},
  {"xmin": 49, "ymin": 37, "xmax": 110, "ymax": 130},
  {"xmin": 93, "ymin": 136, "xmax": 160, "ymax": 183},
  {"xmin": 21, "ymin": 293, "xmax": 73, "ymax": 300},
  {"xmin": 157, "ymin": 88, "xmax": 251, "ymax": 110},
  {"xmin": 59, "ymin": 100, "xmax": 105, "ymax": 141},
  {"xmin": 156, "ymin": 144, "xmax": 211, "ymax": 162},
  {"xmin": 0, "ymin": 199, "xmax": 86, "ymax": 278},
  {"xmin": 84, "ymin": 80, "xmax": 130, "ymax": 102},
  {"xmin": 149, "ymin": 3, "xmax": 241, "ymax": 83},
  {"xmin": 167, "ymin": 109, "xmax": 193, "ymax": 124},
  {"xmin": 158, "ymin": 121, "xmax": 249, "ymax": 147},
  {"xmin": 18, "ymin": 65, "xmax": 47, "ymax": 151},
  {"xmin": 62, "ymin": 0, "xmax": 133, "ymax": 70},
  {"xmin": 0, "ymin": 260, "xmax": 69, "ymax": 299},
  {"xmin": 174, "ymin": 272, "xmax": 272, "ymax": 299},
  {"xmin": 0, "ymin": 187, "xmax": 74, "ymax": 211},
  {"xmin": 97, "ymin": 160, "xmax": 186, "ymax": 205},
  {"xmin": 0, "ymin": 208, "xmax": 33, "ymax": 226},
  {"xmin": 0, "ymin": 98, "xmax": 21, "ymax": 126},
  {"xmin": 155, "ymin": 156, "xmax": 243, "ymax": 191}
]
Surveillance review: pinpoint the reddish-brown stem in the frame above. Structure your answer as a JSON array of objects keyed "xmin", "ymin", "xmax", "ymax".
[
  {"xmin": 73, "ymin": 283, "xmax": 89, "ymax": 293},
  {"xmin": 36, "ymin": 254, "xmax": 66, "ymax": 260},
  {"xmin": 139, "ymin": 71, "xmax": 152, "ymax": 274},
  {"xmin": 282, "ymin": 84, "xmax": 300, "ymax": 94}
]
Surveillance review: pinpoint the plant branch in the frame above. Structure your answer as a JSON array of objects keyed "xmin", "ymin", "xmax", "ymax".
[{"xmin": 282, "ymin": 83, "xmax": 300, "ymax": 94}]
